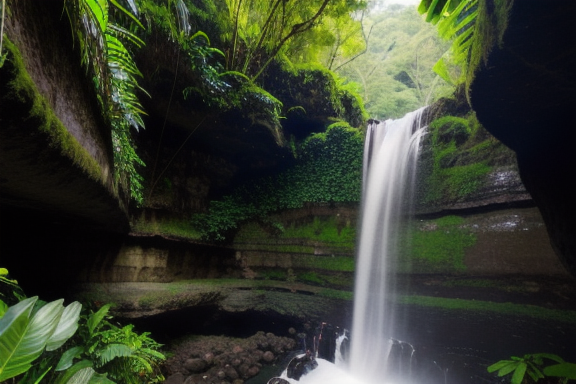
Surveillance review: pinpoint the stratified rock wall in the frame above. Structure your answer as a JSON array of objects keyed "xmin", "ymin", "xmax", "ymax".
[{"xmin": 470, "ymin": 0, "xmax": 576, "ymax": 276}]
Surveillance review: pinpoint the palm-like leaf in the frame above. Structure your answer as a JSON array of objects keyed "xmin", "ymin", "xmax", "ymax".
[
  {"xmin": 0, "ymin": 297, "xmax": 64, "ymax": 381},
  {"xmin": 46, "ymin": 301, "xmax": 82, "ymax": 351}
]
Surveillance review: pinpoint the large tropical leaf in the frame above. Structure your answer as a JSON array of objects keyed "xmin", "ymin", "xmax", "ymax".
[
  {"xmin": 56, "ymin": 346, "xmax": 85, "ymax": 372},
  {"xmin": 46, "ymin": 301, "xmax": 82, "ymax": 351},
  {"xmin": 0, "ymin": 297, "xmax": 64, "ymax": 381}
]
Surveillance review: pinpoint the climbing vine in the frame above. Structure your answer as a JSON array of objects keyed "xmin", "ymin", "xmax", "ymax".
[
  {"xmin": 424, "ymin": 114, "xmax": 492, "ymax": 203},
  {"xmin": 65, "ymin": 0, "xmax": 148, "ymax": 204},
  {"xmin": 192, "ymin": 122, "xmax": 364, "ymax": 241}
]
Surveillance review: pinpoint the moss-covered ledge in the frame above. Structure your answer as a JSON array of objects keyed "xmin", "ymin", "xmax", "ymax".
[
  {"xmin": 0, "ymin": 36, "xmax": 129, "ymax": 231},
  {"xmin": 70, "ymin": 279, "xmax": 354, "ymax": 320}
]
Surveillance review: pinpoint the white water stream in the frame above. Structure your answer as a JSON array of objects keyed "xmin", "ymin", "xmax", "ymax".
[{"xmin": 278, "ymin": 108, "xmax": 427, "ymax": 384}]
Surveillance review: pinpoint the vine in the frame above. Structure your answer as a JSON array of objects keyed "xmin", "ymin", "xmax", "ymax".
[{"xmin": 192, "ymin": 122, "xmax": 364, "ymax": 241}]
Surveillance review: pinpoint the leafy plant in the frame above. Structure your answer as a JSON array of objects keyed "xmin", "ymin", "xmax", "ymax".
[
  {"xmin": 192, "ymin": 122, "xmax": 364, "ymax": 241},
  {"xmin": 0, "ymin": 270, "xmax": 164, "ymax": 384},
  {"xmin": 57, "ymin": 304, "xmax": 166, "ymax": 384},
  {"xmin": 0, "ymin": 267, "xmax": 25, "ymax": 306},
  {"xmin": 418, "ymin": 0, "xmax": 514, "ymax": 96},
  {"xmin": 488, "ymin": 353, "xmax": 576, "ymax": 384},
  {"xmin": 64, "ymin": 0, "xmax": 148, "ymax": 204},
  {"xmin": 0, "ymin": 296, "xmax": 82, "ymax": 382}
]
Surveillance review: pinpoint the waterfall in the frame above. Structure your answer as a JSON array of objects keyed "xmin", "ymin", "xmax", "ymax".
[
  {"xmin": 273, "ymin": 109, "xmax": 427, "ymax": 384},
  {"xmin": 349, "ymin": 108, "xmax": 426, "ymax": 384}
]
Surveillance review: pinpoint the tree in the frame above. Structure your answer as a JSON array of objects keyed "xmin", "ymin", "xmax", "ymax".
[
  {"xmin": 334, "ymin": 5, "xmax": 452, "ymax": 119},
  {"xmin": 220, "ymin": 0, "xmax": 367, "ymax": 81}
]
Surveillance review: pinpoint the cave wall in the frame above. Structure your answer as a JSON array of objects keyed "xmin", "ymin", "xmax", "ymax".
[
  {"xmin": 470, "ymin": 0, "xmax": 576, "ymax": 276},
  {"xmin": 0, "ymin": 0, "xmax": 129, "ymax": 231}
]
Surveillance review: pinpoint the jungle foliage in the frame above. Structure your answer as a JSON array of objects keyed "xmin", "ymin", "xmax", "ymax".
[
  {"xmin": 334, "ymin": 4, "xmax": 453, "ymax": 119},
  {"xmin": 0, "ymin": 269, "xmax": 165, "ymax": 384},
  {"xmin": 192, "ymin": 122, "xmax": 364, "ymax": 241},
  {"xmin": 64, "ymin": 0, "xmax": 148, "ymax": 204},
  {"xmin": 488, "ymin": 353, "xmax": 576, "ymax": 384},
  {"xmin": 418, "ymin": 0, "xmax": 514, "ymax": 97}
]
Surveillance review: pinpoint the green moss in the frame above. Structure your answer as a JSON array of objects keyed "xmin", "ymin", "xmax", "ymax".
[
  {"xmin": 258, "ymin": 269, "xmax": 288, "ymax": 281},
  {"xmin": 132, "ymin": 217, "xmax": 202, "ymax": 240},
  {"xmin": 2, "ymin": 38, "xmax": 103, "ymax": 183},
  {"xmin": 399, "ymin": 295, "xmax": 576, "ymax": 324},
  {"xmin": 317, "ymin": 288, "xmax": 353, "ymax": 300},
  {"xmin": 400, "ymin": 215, "xmax": 476, "ymax": 273},
  {"xmin": 297, "ymin": 271, "xmax": 324, "ymax": 285},
  {"xmin": 424, "ymin": 113, "xmax": 494, "ymax": 203},
  {"xmin": 281, "ymin": 217, "xmax": 356, "ymax": 249},
  {"xmin": 444, "ymin": 162, "xmax": 491, "ymax": 198}
]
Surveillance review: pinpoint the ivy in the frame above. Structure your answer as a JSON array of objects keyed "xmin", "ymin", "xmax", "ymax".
[
  {"xmin": 192, "ymin": 123, "xmax": 364, "ymax": 241},
  {"xmin": 424, "ymin": 114, "xmax": 491, "ymax": 203}
]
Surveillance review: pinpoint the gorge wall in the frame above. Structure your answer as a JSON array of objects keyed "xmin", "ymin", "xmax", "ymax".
[{"xmin": 470, "ymin": 0, "xmax": 576, "ymax": 276}]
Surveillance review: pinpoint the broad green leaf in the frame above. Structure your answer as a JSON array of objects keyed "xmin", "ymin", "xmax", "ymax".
[
  {"xmin": 55, "ymin": 359, "xmax": 93, "ymax": 384},
  {"xmin": 89, "ymin": 371, "xmax": 116, "ymax": 384},
  {"xmin": 497, "ymin": 361, "xmax": 520, "ymax": 377},
  {"xmin": 85, "ymin": 0, "xmax": 108, "ymax": 33},
  {"xmin": 510, "ymin": 362, "xmax": 527, "ymax": 384},
  {"xmin": 487, "ymin": 359, "xmax": 514, "ymax": 373},
  {"xmin": 0, "ymin": 297, "xmax": 63, "ymax": 381},
  {"xmin": 88, "ymin": 304, "xmax": 110, "ymax": 336},
  {"xmin": 544, "ymin": 363, "xmax": 576, "ymax": 380},
  {"xmin": 0, "ymin": 300, "xmax": 7, "ymax": 318},
  {"xmin": 0, "ymin": 297, "xmax": 37, "ymax": 378},
  {"xmin": 56, "ymin": 346, "xmax": 85, "ymax": 371},
  {"xmin": 67, "ymin": 366, "xmax": 96, "ymax": 384},
  {"xmin": 533, "ymin": 353, "xmax": 566, "ymax": 364},
  {"xmin": 46, "ymin": 301, "xmax": 82, "ymax": 351}
]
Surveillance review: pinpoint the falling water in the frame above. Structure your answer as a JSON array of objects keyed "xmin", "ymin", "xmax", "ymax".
[
  {"xmin": 349, "ymin": 108, "xmax": 426, "ymax": 384},
  {"xmin": 275, "ymin": 109, "xmax": 427, "ymax": 384}
]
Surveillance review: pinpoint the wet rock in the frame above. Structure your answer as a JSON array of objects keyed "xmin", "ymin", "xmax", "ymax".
[
  {"xmin": 204, "ymin": 352, "xmax": 214, "ymax": 365},
  {"xmin": 165, "ymin": 372, "xmax": 185, "ymax": 384},
  {"xmin": 184, "ymin": 358, "xmax": 207, "ymax": 373},
  {"xmin": 263, "ymin": 351, "xmax": 275, "ymax": 362},
  {"xmin": 224, "ymin": 366, "xmax": 239, "ymax": 380}
]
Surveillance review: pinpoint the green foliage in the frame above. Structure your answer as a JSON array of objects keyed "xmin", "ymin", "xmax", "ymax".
[
  {"xmin": 335, "ymin": 5, "xmax": 452, "ymax": 119},
  {"xmin": 418, "ymin": 0, "xmax": 514, "ymax": 97},
  {"xmin": 64, "ymin": 0, "xmax": 147, "ymax": 204},
  {"xmin": 402, "ymin": 215, "xmax": 476, "ymax": 273},
  {"xmin": 424, "ymin": 114, "xmax": 491, "ymax": 203},
  {"xmin": 192, "ymin": 123, "xmax": 364, "ymax": 241},
  {"xmin": 58, "ymin": 304, "xmax": 166, "ymax": 384},
  {"xmin": 219, "ymin": 0, "xmax": 367, "ymax": 81},
  {"xmin": 488, "ymin": 353, "xmax": 576, "ymax": 384},
  {"xmin": 0, "ymin": 296, "xmax": 82, "ymax": 382},
  {"xmin": 0, "ymin": 271, "xmax": 164, "ymax": 384}
]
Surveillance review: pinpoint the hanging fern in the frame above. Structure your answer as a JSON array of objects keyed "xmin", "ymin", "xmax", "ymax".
[
  {"xmin": 65, "ymin": 0, "xmax": 148, "ymax": 205},
  {"xmin": 418, "ymin": 0, "xmax": 513, "ymax": 97}
]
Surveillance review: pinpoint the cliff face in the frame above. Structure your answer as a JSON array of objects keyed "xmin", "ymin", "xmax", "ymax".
[
  {"xmin": 470, "ymin": 0, "xmax": 576, "ymax": 276},
  {"xmin": 0, "ymin": 1, "xmax": 129, "ymax": 232}
]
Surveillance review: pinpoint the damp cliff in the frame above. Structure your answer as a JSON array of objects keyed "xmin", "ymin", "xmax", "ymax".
[{"xmin": 469, "ymin": 0, "xmax": 576, "ymax": 276}]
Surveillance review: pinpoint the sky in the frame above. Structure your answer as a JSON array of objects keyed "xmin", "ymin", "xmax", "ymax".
[{"xmin": 369, "ymin": 0, "xmax": 421, "ymax": 14}]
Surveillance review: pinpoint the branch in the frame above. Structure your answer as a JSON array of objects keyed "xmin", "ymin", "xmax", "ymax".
[
  {"xmin": 251, "ymin": 0, "xmax": 331, "ymax": 81},
  {"xmin": 333, "ymin": 19, "xmax": 373, "ymax": 72}
]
